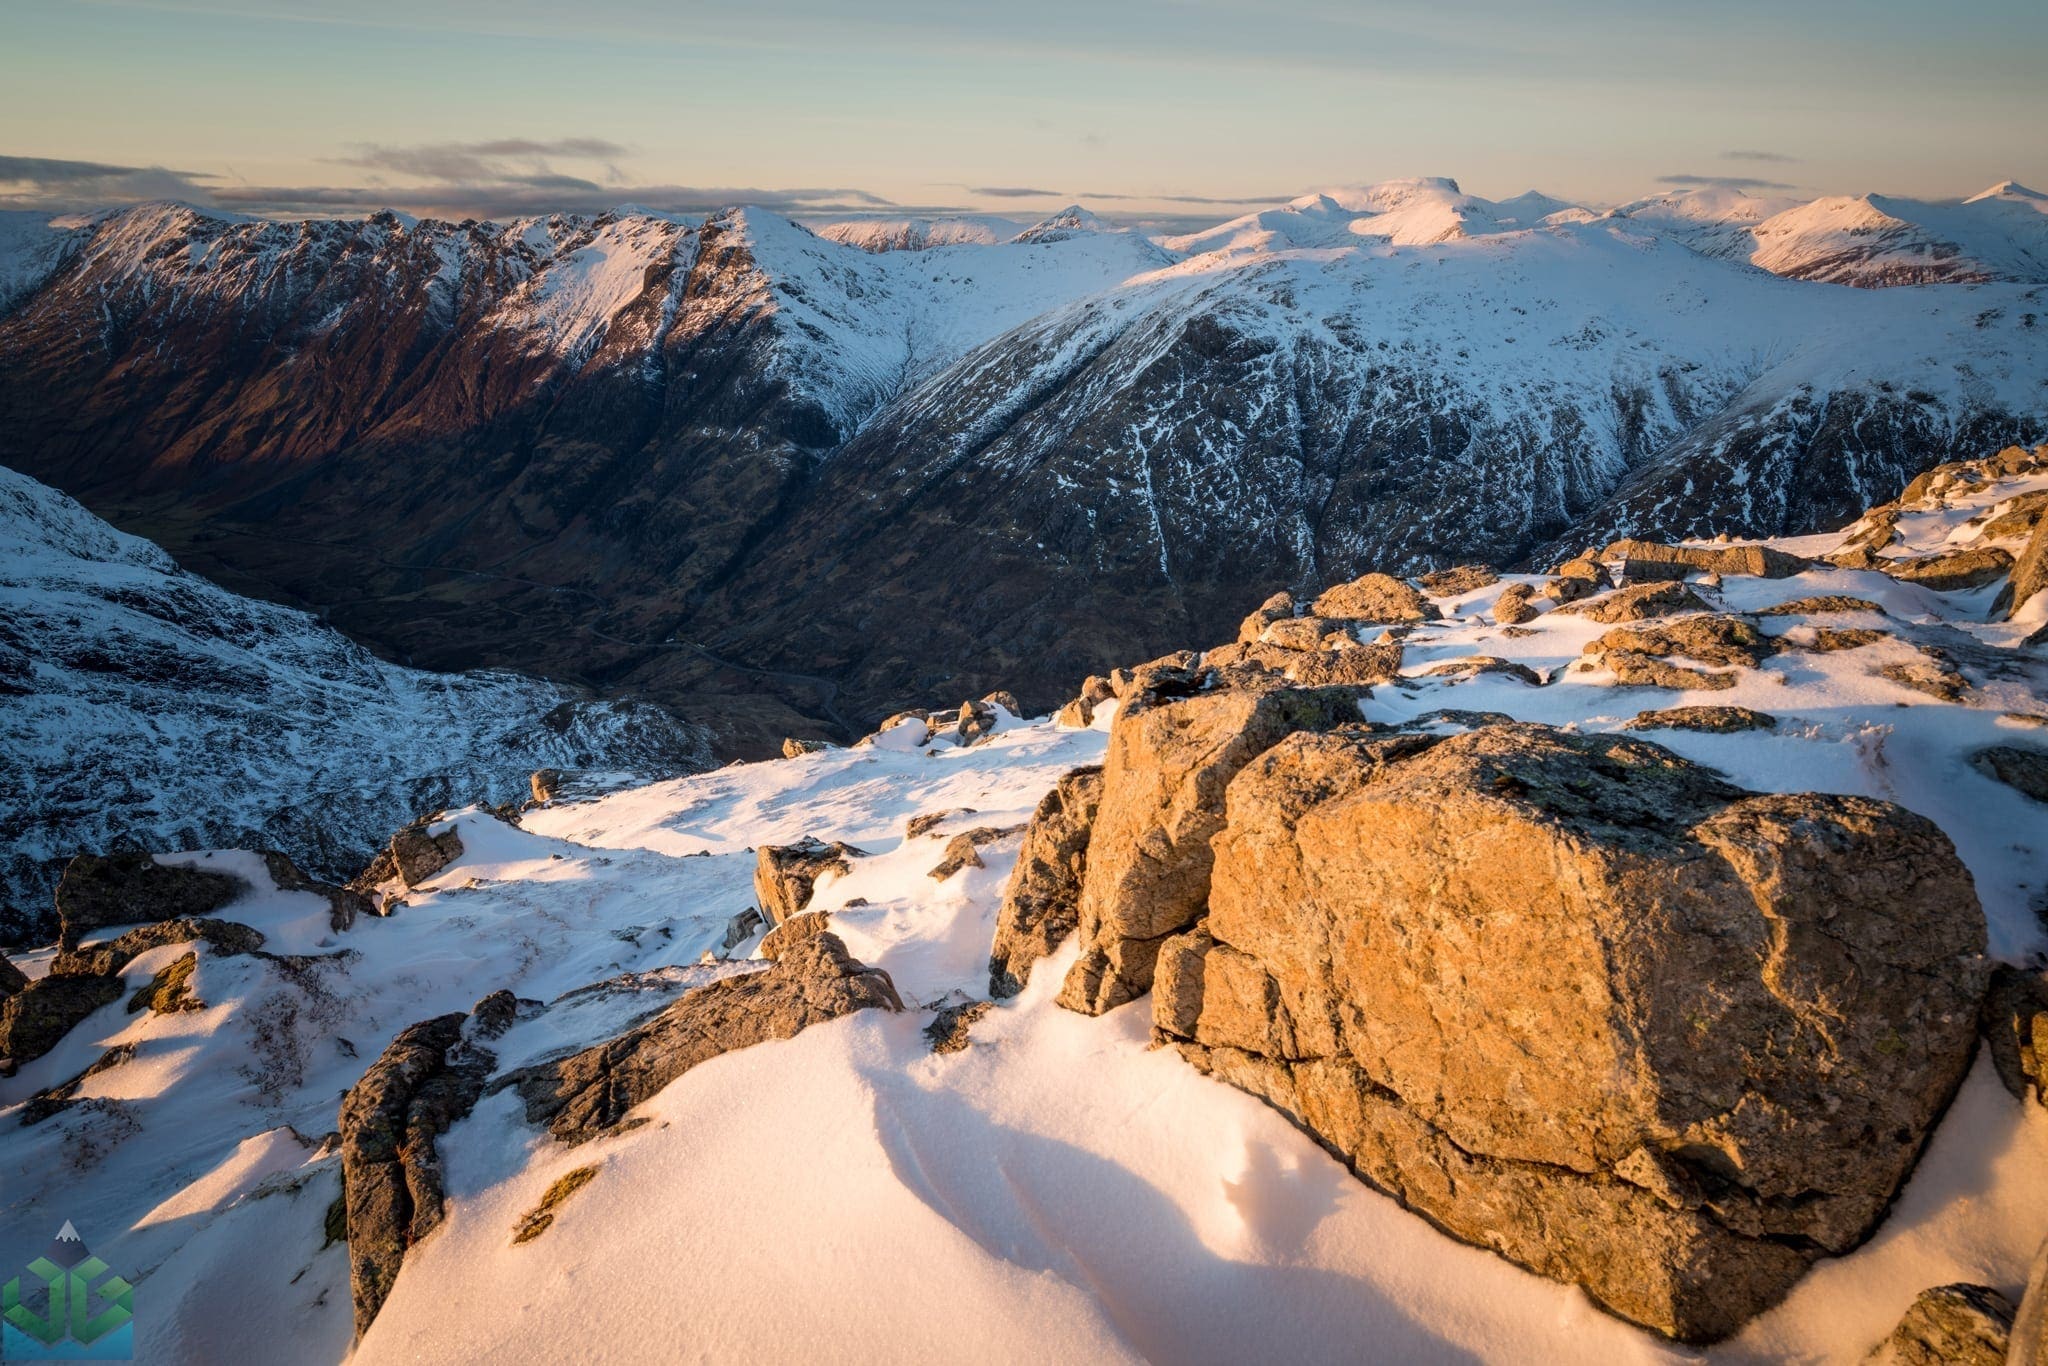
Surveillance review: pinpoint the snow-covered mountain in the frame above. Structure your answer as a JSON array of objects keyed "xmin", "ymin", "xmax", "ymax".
[
  {"xmin": 1613, "ymin": 180, "xmax": 2048, "ymax": 287},
  {"xmin": 2, "ymin": 447, "xmax": 2043, "ymax": 1363},
  {"xmin": 0, "ymin": 464, "xmax": 714, "ymax": 945},
  {"xmin": 1, "ymin": 184, "xmax": 2043, "ymax": 735},
  {"xmin": 809, "ymin": 213, "xmax": 1029, "ymax": 252}
]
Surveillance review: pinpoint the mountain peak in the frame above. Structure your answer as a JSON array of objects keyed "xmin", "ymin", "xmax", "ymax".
[
  {"xmin": 1966, "ymin": 179, "xmax": 2045, "ymax": 204},
  {"xmin": 1014, "ymin": 205, "xmax": 1113, "ymax": 242}
]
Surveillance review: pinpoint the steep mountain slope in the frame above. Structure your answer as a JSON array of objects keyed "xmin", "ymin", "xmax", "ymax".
[
  {"xmin": 704, "ymin": 218, "xmax": 2046, "ymax": 706},
  {"xmin": 0, "ymin": 464, "xmax": 713, "ymax": 945},
  {"xmin": 0, "ymin": 201, "xmax": 1169, "ymax": 746},
  {"xmin": 3, "ymin": 187, "xmax": 2044, "ymax": 733},
  {"xmin": 3, "ymin": 453, "xmax": 2043, "ymax": 1363}
]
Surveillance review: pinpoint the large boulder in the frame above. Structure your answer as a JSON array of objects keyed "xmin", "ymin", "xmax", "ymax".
[
  {"xmin": 753, "ymin": 837, "xmax": 866, "ymax": 925},
  {"xmin": 1236, "ymin": 590, "xmax": 1295, "ymax": 643},
  {"xmin": 338, "ymin": 1007, "xmax": 495, "ymax": 1339},
  {"xmin": 988, "ymin": 766, "xmax": 1104, "ymax": 998},
  {"xmin": 502, "ymin": 932, "xmax": 901, "ymax": 1144},
  {"xmin": 388, "ymin": 823, "xmax": 463, "ymax": 889},
  {"xmin": 0, "ymin": 951, "xmax": 25, "ymax": 998},
  {"xmin": 1556, "ymin": 582, "xmax": 1712, "ymax": 624},
  {"xmin": 53, "ymin": 853, "xmax": 246, "ymax": 951},
  {"xmin": 1310, "ymin": 573, "xmax": 1437, "ymax": 624},
  {"xmin": 1161, "ymin": 723, "xmax": 1987, "ymax": 1342},
  {"xmin": 1055, "ymin": 686, "xmax": 1365, "ymax": 1016}
]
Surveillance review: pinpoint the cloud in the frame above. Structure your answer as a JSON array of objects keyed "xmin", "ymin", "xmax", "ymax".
[
  {"xmin": 1722, "ymin": 150, "xmax": 1797, "ymax": 164},
  {"xmin": 327, "ymin": 137, "xmax": 629, "ymax": 183},
  {"xmin": 1656, "ymin": 173, "xmax": 1796, "ymax": 191},
  {"xmin": 205, "ymin": 181, "xmax": 903, "ymax": 220},
  {"xmin": 0, "ymin": 153, "xmax": 219, "ymax": 209},
  {"xmin": 966, "ymin": 185, "xmax": 1065, "ymax": 198}
]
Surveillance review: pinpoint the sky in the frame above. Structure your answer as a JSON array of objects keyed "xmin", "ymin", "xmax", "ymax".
[{"xmin": 2, "ymin": 0, "xmax": 2045, "ymax": 227}]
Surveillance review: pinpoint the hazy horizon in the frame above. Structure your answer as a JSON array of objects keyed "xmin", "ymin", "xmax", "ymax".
[{"xmin": 3, "ymin": 0, "xmax": 2044, "ymax": 226}]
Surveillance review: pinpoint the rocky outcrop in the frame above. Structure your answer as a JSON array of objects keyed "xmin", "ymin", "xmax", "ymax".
[
  {"xmin": 1880, "ymin": 546, "xmax": 2015, "ymax": 592},
  {"xmin": 1865, "ymin": 1284, "xmax": 2014, "ymax": 1365},
  {"xmin": 988, "ymin": 766, "xmax": 1104, "ymax": 999},
  {"xmin": 0, "ymin": 973, "xmax": 122, "ymax": 1069},
  {"xmin": 1627, "ymin": 705, "xmax": 1779, "ymax": 733},
  {"xmin": 1493, "ymin": 582, "xmax": 1537, "ymax": 624},
  {"xmin": 759, "ymin": 910, "xmax": 830, "ymax": 962},
  {"xmin": 1556, "ymin": 582, "xmax": 1712, "ymax": 624},
  {"xmin": 51, "ymin": 917, "xmax": 265, "ymax": 979},
  {"xmin": 780, "ymin": 738, "xmax": 835, "ymax": 759},
  {"xmin": 1237, "ymin": 591, "xmax": 1295, "ymax": 642},
  {"xmin": 53, "ymin": 853, "xmax": 246, "ymax": 951},
  {"xmin": 925, "ymin": 1000, "xmax": 992, "ymax": 1054},
  {"xmin": 1310, "ymin": 573, "xmax": 1437, "ymax": 624},
  {"xmin": 502, "ymin": 933, "xmax": 901, "ymax": 1144},
  {"xmin": 0, "ymin": 951, "xmax": 26, "ymax": 998},
  {"xmin": 1418, "ymin": 565, "xmax": 1499, "ymax": 596},
  {"xmin": 928, "ymin": 826, "xmax": 1026, "ymax": 881},
  {"xmin": 389, "ymin": 824, "xmax": 464, "ymax": 889},
  {"xmin": 261, "ymin": 851, "xmax": 373, "ymax": 933},
  {"xmin": 1159, "ymin": 723, "xmax": 1988, "ymax": 1342},
  {"xmin": 1602, "ymin": 537, "xmax": 1810, "ymax": 579},
  {"xmin": 752, "ymin": 838, "xmax": 866, "ymax": 925},
  {"xmin": 2004, "ymin": 507, "xmax": 2048, "ymax": 619},
  {"xmin": 1057, "ymin": 686, "xmax": 1365, "ymax": 1016},
  {"xmin": 905, "ymin": 808, "xmax": 975, "ymax": 839},
  {"xmin": 338, "ymin": 1006, "xmax": 496, "ymax": 1339}
]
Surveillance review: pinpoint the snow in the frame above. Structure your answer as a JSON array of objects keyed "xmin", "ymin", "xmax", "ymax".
[
  {"xmin": 0, "ymin": 464, "xmax": 711, "ymax": 939},
  {"xmin": 4, "ymin": 453, "xmax": 2044, "ymax": 1362}
]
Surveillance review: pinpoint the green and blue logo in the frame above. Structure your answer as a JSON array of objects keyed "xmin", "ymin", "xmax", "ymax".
[{"xmin": 2, "ymin": 1223, "xmax": 133, "ymax": 1360}]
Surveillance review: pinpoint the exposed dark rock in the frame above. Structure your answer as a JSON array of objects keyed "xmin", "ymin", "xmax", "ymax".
[
  {"xmin": 905, "ymin": 808, "xmax": 976, "ymax": 839},
  {"xmin": 1980, "ymin": 966, "xmax": 2048, "ymax": 1104},
  {"xmin": 1754, "ymin": 595, "xmax": 1886, "ymax": 616},
  {"xmin": 470, "ymin": 989, "xmax": 518, "ymax": 1039},
  {"xmin": 1165, "ymin": 722, "xmax": 1988, "ymax": 1342},
  {"xmin": 1973, "ymin": 746, "xmax": 2048, "ymax": 803},
  {"xmin": 1418, "ymin": 565, "xmax": 1500, "ymax": 596},
  {"xmin": 1865, "ymin": 1283, "xmax": 2014, "ymax": 1365},
  {"xmin": 989, "ymin": 766, "xmax": 1104, "ymax": 999},
  {"xmin": 338, "ymin": 1011, "xmax": 494, "ymax": 1339},
  {"xmin": 54, "ymin": 852, "xmax": 246, "ymax": 951},
  {"xmin": 127, "ymin": 952, "xmax": 202, "ymax": 1015},
  {"xmin": 1627, "ymin": 705, "xmax": 1779, "ymax": 734},
  {"xmin": 0, "ymin": 973, "xmax": 123, "ymax": 1068},
  {"xmin": 388, "ymin": 823, "xmax": 463, "ymax": 889},
  {"xmin": 510, "ymin": 1166, "xmax": 600, "ymax": 1246},
  {"xmin": 18, "ymin": 1043, "xmax": 137, "ymax": 1126},
  {"xmin": 925, "ymin": 1000, "xmax": 992, "ymax": 1055},
  {"xmin": 0, "ymin": 952, "xmax": 25, "ymax": 998},
  {"xmin": 1417, "ymin": 657, "xmax": 1543, "ymax": 686},
  {"xmin": 501, "ymin": 933, "xmax": 901, "ymax": 1145},
  {"xmin": 261, "ymin": 851, "xmax": 372, "ymax": 933},
  {"xmin": 1109, "ymin": 651, "xmax": 1203, "ymax": 701},
  {"xmin": 50, "ymin": 916, "xmax": 264, "ymax": 979}
]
